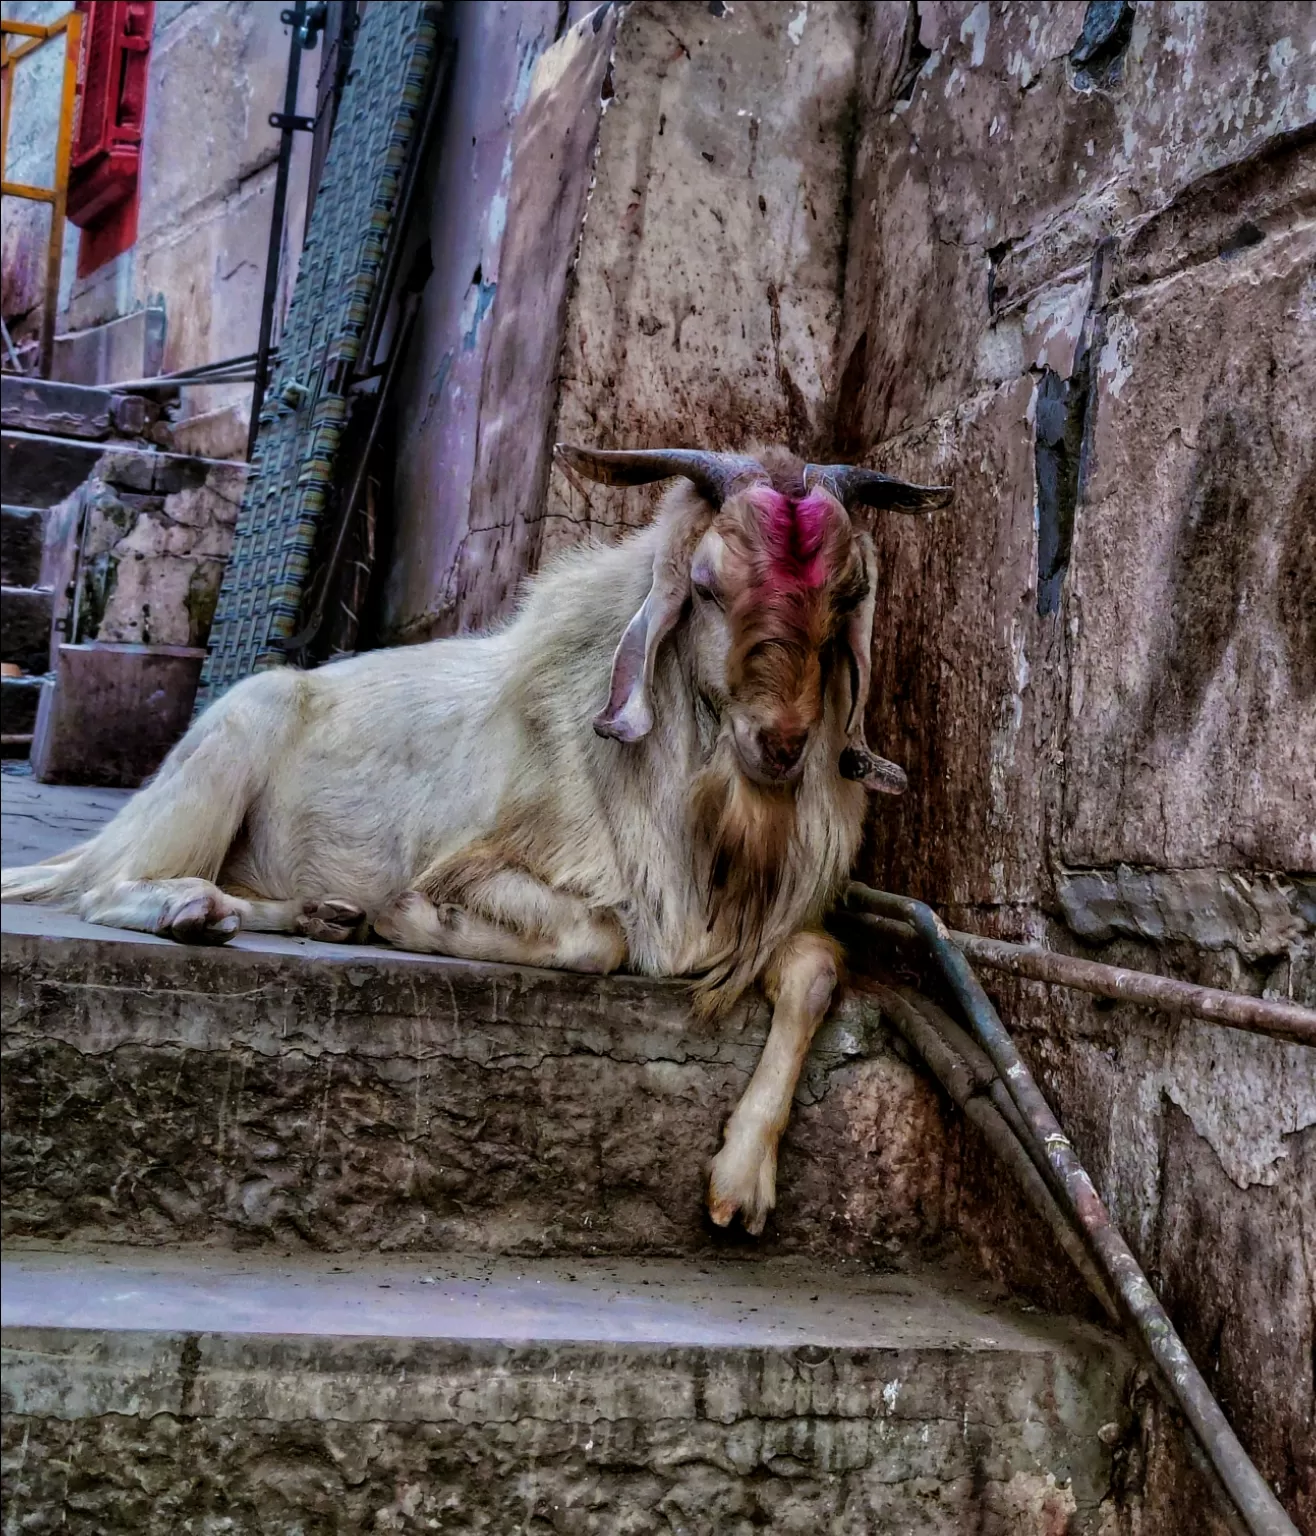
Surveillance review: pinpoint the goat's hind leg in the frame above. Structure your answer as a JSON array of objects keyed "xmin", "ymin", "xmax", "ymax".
[{"xmin": 78, "ymin": 878, "xmax": 243, "ymax": 943}]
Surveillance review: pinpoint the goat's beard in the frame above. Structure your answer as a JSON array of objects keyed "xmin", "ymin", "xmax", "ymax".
[{"xmin": 688, "ymin": 734, "xmax": 801, "ymax": 1019}]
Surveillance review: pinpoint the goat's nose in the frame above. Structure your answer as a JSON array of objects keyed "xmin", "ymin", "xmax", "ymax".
[{"xmin": 757, "ymin": 726, "xmax": 807, "ymax": 777}]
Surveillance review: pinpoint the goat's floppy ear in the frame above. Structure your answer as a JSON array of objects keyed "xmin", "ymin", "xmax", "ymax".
[
  {"xmin": 593, "ymin": 515, "xmax": 706, "ymax": 744},
  {"xmin": 839, "ymin": 532, "xmax": 908, "ymax": 795}
]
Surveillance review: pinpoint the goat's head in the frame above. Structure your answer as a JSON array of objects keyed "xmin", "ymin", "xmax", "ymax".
[{"xmin": 556, "ymin": 444, "xmax": 951, "ymax": 793}]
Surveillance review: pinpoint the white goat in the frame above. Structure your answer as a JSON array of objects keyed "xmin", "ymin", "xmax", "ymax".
[{"xmin": 1, "ymin": 445, "xmax": 948, "ymax": 1231}]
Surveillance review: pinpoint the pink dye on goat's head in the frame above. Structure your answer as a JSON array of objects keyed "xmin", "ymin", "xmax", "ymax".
[{"xmin": 745, "ymin": 484, "xmax": 836, "ymax": 592}]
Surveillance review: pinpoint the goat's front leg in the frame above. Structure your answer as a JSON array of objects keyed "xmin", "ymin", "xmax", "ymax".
[
  {"xmin": 374, "ymin": 853, "xmax": 627, "ymax": 974},
  {"xmin": 708, "ymin": 929, "xmax": 841, "ymax": 1234}
]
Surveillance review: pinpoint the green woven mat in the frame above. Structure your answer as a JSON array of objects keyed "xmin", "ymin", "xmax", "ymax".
[{"xmin": 198, "ymin": 0, "xmax": 442, "ymax": 706}]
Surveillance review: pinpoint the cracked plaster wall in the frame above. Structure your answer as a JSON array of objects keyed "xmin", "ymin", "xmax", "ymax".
[{"xmin": 382, "ymin": 2, "xmax": 1314, "ymax": 1522}]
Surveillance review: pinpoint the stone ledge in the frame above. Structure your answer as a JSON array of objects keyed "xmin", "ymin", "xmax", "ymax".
[{"xmin": 1, "ymin": 904, "xmax": 958, "ymax": 1260}]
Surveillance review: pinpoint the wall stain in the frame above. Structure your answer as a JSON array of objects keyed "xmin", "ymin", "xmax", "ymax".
[
  {"xmin": 1276, "ymin": 464, "xmax": 1316, "ymax": 699},
  {"xmin": 1142, "ymin": 412, "xmax": 1257, "ymax": 739}
]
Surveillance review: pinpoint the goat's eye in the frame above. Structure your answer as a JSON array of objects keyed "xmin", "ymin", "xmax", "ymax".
[{"xmin": 692, "ymin": 577, "xmax": 723, "ymax": 608}]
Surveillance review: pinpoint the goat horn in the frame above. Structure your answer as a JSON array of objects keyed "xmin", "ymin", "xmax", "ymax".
[
  {"xmin": 805, "ymin": 463, "xmax": 953, "ymax": 513},
  {"xmin": 555, "ymin": 445, "xmax": 767, "ymax": 506}
]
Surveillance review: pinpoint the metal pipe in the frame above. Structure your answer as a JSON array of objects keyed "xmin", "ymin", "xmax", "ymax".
[
  {"xmin": 248, "ymin": 0, "xmax": 308, "ymax": 458},
  {"xmin": 844, "ymin": 889, "xmax": 1315, "ymax": 1047},
  {"xmin": 849, "ymin": 885, "xmax": 1299, "ymax": 1536}
]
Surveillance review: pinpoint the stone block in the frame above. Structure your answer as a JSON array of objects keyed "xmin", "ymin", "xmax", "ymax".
[
  {"xmin": 52, "ymin": 307, "xmax": 166, "ymax": 388},
  {"xmin": 1, "ymin": 431, "xmax": 104, "ymax": 508},
  {"xmin": 1063, "ymin": 225, "xmax": 1316, "ymax": 871},
  {"xmin": 31, "ymin": 643, "xmax": 205, "ymax": 788},
  {"xmin": 134, "ymin": 168, "xmax": 273, "ymax": 376},
  {"xmin": 133, "ymin": 0, "xmax": 289, "ymax": 240},
  {"xmin": 0, "ymin": 909, "xmax": 1085, "ymax": 1305},
  {"xmin": 0, "ymin": 1248, "xmax": 1136, "ymax": 1536},
  {"xmin": 1055, "ymin": 867, "xmax": 1309, "ymax": 960}
]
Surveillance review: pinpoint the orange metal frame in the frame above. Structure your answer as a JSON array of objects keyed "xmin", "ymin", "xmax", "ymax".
[{"xmin": 0, "ymin": 9, "xmax": 84, "ymax": 376}]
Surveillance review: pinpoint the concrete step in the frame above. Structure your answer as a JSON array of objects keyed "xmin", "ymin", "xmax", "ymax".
[
  {"xmin": 0, "ymin": 1242, "xmax": 1136, "ymax": 1534},
  {"xmin": 0, "ymin": 777, "xmax": 133, "ymax": 866},
  {"xmin": 0, "ymin": 585, "xmax": 52, "ymax": 673},
  {"xmin": 0, "ymin": 902, "xmax": 1084, "ymax": 1304},
  {"xmin": 0, "ymin": 374, "xmax": 161, "ymax": 442},
  {"xmin": 0, "ymin": 505, "xmax": 45, "ymax": 588}
]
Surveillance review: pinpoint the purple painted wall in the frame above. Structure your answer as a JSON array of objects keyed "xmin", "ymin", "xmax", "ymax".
[{"xmin": 383, "ymin": 1, "xmax": 599, "ymax": 642}]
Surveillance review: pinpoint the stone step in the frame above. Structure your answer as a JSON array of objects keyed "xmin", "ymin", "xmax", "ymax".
[
  {"xmin": 1, "ymin": 675, "xmax": 45, "ymax": 755},
  {"xmin": 0, "ymin": 903, "xmax": 1069, "ymax": 1292},
  {"xmin": 0, "ymin": 374, "xmax": 161, "ymax": 443},
  {"xmin": 0, "ymin": 430, "xmax": 107, "ymax": 509},
  {"xmin": 1, "ymin": 428, "xmax": 246, "ymax": 508},
  {"xmin": 0, "ymin": 1242, "xmax": 1136, "ymax": 1534},
  {"xmin": 0, "ymin": 505, "xmax": 45, "ymax": 588},
  {"xmin": 0, "ymin": 586, "xmax": 52, "ymax": 674}
]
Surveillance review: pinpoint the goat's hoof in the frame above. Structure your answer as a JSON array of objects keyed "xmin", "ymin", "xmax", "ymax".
[
  {"xmin": 297, "ymin": 896, "xmax": 366, "ymax": 943},
  {"xmin": 158, "ymin": 892, "xmax": 241, "ymax": 946},
  {"xmin": 707, "ymin": 1138, "xmax": 776, "ymax": 1236}
]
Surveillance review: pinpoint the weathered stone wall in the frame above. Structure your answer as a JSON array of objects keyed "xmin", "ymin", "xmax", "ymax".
[
  {"xmin": 40, "ymin": 451, "xmax": 245, "ymax": 649},
  {"xmin": 837, "ymin": 6, "xmax": 1315, "ymax": 1523},
  {"xmin": 381, "ymin": 2, "xmax": 1314, "ymax": 1523}
]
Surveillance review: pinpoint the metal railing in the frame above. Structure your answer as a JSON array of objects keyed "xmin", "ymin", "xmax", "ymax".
[
  {"xmin": 0, "ymin": 8, "xmax": 84, "ymax": 378},
  {"xmin": 843, "ymin": 883, "xmax": 1306, "ymax": 1536}
]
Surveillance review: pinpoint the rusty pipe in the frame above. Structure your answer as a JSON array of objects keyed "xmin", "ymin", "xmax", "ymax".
[
  {"xmin": 844, "ymin": 889, "xmax": 1315, "ymax": 1047},
  {"xmin": 848, "ymin": 885, "xmax": 1299, "ymax": 1536}
]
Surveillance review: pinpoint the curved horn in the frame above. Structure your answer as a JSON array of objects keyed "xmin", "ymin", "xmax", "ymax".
[
  {"xmin": 804, "ymin": 463, "xmax": 953, "ymax": 513},
  {"xmin": 556, "ymin": 444, "xmax": 767, "ymax": 506}
]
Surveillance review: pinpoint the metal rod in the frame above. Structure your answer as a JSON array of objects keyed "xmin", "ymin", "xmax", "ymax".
[
  {"xmin": 248, "ymin": 0, "xmax": 308, "ymax": 458},
  {"xmin": 38, "ymin": 10, "xmax": 80, "ymax": 379},
  {"xmin": 844, "ymin": 889, "xmax": 1315, "ymax": 1047},
  {"xmin": 848, "ymin": 885, "xmax": 1298, "ymax": 1536}
]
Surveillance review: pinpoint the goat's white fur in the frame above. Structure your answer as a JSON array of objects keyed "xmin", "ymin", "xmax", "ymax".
[{"xmin": 1, "ymin": 493, "xmax": 870, "ymax": 1230}]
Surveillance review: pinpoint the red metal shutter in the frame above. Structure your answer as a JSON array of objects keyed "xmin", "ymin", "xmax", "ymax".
[{"xmin": 67, "ymin": 0, "xmax": 153, "ymax": 229}]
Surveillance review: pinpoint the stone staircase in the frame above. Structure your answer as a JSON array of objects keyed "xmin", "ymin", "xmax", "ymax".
[
  {"xmin": 1, "ymin": 374, "xmax": 246, "ymax": 775},
  {"xmin": 0, "ymin": 895, "xmax": 1172, "ymax": 1534},
  {"xmin": 0, "ymin": 375, "xmax": 165, "ymax": 759}
]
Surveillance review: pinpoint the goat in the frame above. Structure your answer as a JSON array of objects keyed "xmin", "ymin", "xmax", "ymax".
[{"xmin": 1, "ymin": 444, "xmax": 949, "ymax": 1232}]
